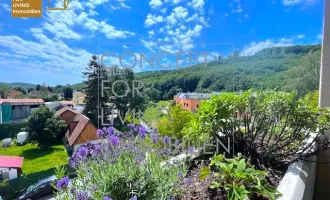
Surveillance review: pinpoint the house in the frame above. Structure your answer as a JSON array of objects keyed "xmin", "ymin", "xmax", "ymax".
[
  {"xmin": 73, "ymin": 92, "xmax": 86, "ymax": 106},
  {"xmin": 55, "ymin": 106, "xmax": 78, "ymax": 124},
  {"xmin": 0, "ymin": 99, "xmax": 44, "ymax": 123},
  {"xmin": 0, "ymin": 156, "xmax": 24, "ymax": 182},
  {"xmin": 55, "ymin": 107, "xmax": 99, "ymax": 152},
  {"xmin": 60, "ymin": 101, "xmax": 73, "ymax": 108},
  {"xmin": 174, "ymin": 92, "xmax": 220, "ymax": 112},
  {"xmin": 64, "ymin": 113, "xmax": 99, "ymax": 152},
  {"xmin": 7, "ymin": 90, "xmax": 23, "ymax": 98}
]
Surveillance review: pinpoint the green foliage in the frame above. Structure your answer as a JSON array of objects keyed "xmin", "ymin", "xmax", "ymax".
[
  {"xmin": 26, "ymin": 106, "xmax": 67, "ymax": 147},
  {"xmin": 63, "ymin": 86, "xmax": 73, "ymax": 99},
  {"xmin": 201, "ymin": 154, "xmax": 281, "ymax": 200},
  {"xmin": 136, "ymin": 45, "xmax": 321, "ymax": 101},
  {"xmin": 0, "ymin": 122, "xmax": 26, "ymax": 140},
  {"xmin": 157, "ymin": 105, "xmax": 193, "ymax": 138},
  {"xmin": 105, "ymin": 67, "xmax": 148, "ymax": 129},
  {"xmin": 83, "ymin": 55, "xmax": 110, "ymax": 126},
  {"xmin": 184, "ymin": 90, "xmax": 330, "ymax": 169},
  {"xmin": 12, "ymin": 86, "xmax": 27, "ymax": 95}
]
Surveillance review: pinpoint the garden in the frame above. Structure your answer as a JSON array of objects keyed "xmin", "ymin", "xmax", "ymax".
[{"xmin": 54, "ymin": 90, "xmax": 330, "ymax": 200}]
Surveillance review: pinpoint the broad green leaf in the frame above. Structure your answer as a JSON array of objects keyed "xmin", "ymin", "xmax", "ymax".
[{"xmin": 200, "ymin": 166, "xmax": 210, "ymax": 180}]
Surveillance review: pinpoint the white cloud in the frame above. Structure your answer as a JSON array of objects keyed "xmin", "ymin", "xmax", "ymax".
[
  {"xmin": 241, "ymin": 38, "xmax": 295, "ymax": 56},
  {"xmin": 150, "ymin": 0, "xmax": 163, "ymax": 8},
  {"xmin": 123, "ymin": 45, "xmax": 129, "ymax": 49},
  {"xmin": 317, "ymin": 33, "xmax": 323, "ymax": 40},
  {"xmin": 145, "ymin": 14, "xmax": 164, "ymax": 27},
  {"xmin": 1, "ymin": 3, "xmax": 10, "ymax": 11},
  {"xmin": 166, "ymin": 6, "xmax": 189, "ymax": 24},
  {"xmin": 101, "ymin": 22, "xmax": 135, "ymax": 39},
  {"xmin": 282, "ymin": 0, "xmax": 316, "ymax": 6},
  {"xmin": 296, "ymin": 34, "xmax": 305, "ymax": 39},
  {"xmin": 120, "ymin": 2, "xmax": 131, "ymax": 8},
  {"xmin": 140, "ymin": 39, "xmax": 157, "ymax": 51},
  {"xmin": 0, "ymin": 35, "xmax": 92, "ymax": 74},
  {"xmin": 186, "ymin": 13, "xmax": 198, "ymax": 22},
  {"xmin": 189, "ymin": 0, "xmax": 205, "ymax": 11}
]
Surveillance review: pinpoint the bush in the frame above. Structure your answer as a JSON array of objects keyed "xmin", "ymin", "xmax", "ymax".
[
  {"xmin": 0, "ymin": 122, "xmax": 26, "ymax": 140},
  {"xmin": 200, "ymin": 154, "xmax": 281, "ymax": 200},
  {"xmin": 157, "ymin": 105, "xmax": 193, "ymax": 138},
  {"xmin": 55, "ymin": 124, "xmax": 189, "ymax": 200},
  {"xmin": 26, "ymin": 106, "xmax": 67, "ymax": 147},
  {"xmin": 183, "ymin": 90, "xmax": 330, "ymax": 169}
]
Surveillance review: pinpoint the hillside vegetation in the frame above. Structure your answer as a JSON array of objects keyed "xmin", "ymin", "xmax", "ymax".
[{"xmin": 137, "ymin": 44, "xmax": 321, "ymax": 100}]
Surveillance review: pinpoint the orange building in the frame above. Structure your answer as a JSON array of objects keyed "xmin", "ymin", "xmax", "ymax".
[{"xmin": 174, "ymin": 92, "xmax": 219, "ymax": 112}]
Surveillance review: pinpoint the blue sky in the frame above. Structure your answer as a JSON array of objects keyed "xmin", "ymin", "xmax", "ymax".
[{"xmin": 0, "ymin": 0, "xmax": 324, "ymax": 85}]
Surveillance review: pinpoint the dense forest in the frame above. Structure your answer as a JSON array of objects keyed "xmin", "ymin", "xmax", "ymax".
[
  {"xmin": 137, "ymin": 44, "xmax": 321, "ymax": 100},
  {"xmin": 0, "ymin": 44, "xmax": 321, "ymax": 101}
]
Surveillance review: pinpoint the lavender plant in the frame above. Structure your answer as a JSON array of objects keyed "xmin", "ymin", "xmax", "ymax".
[{"xmin": 55, "ymin": 124, "xmax": 188, "ymax": 200}]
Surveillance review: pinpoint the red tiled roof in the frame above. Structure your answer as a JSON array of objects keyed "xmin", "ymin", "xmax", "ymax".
[
  {"xmin": 0, "ymin": 99, "xmax": 44, "ymax": 105},
  {"xmin": 55, "ymin": 106, "xmax": 77, "ymax": 117},
  {"xmin": 0, "ymin": 156, "xmax": 24, "ymax": 168},
  {"xmin": 66, "ymin": 113, "xmax": 91, "ymax": 146},
  {"xmin": 8, "ymin": 90, "xmax": 23, "ymax": 98}
]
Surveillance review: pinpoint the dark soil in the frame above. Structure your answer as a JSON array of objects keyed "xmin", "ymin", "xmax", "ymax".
[{"xmin": 177, "ymin": 156, "xmax": 286, "ymax": 200}]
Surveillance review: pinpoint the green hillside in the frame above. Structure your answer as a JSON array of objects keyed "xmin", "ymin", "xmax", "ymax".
[{"xmin": 137, "ymin": 44, "xmax": 321, "ymax": 100}]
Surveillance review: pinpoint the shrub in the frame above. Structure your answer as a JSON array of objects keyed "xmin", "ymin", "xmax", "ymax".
[
  {"xmin": 157, "ymin": 105, "xmax": 193, "ymax": 138},
  {"xmin": 200, "ymin": 154, "xmax": 281, "ymax": 200},
  {"xmin": 183, "ymin": 90, "xmax": 330, "ymax": 169},
  {"xmin": 26, "ymin": 106, "xmax": 66, "ymax": 147},
  {"xmin": 0, "ymin": 122, "xmax": 26, "ymax": 140},
  {"xmin": 55, "ymin": 124, "xmax": 189, "ymax": 200}
]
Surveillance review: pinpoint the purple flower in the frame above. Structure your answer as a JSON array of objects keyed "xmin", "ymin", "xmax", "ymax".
[
  {"xmin": 130, "ymin": 195, "xmax": 138, "ymax": 200},
  {"xmin": 135, "ymin": 154, "xmax": 143, "ymax": 164},
  {"xmin": 187, "ymin": 146, "xmax": 195, "ymax": 154},
  {"xmin": 107, "ymin": 127, "xmax": 115, "ymax": 135},
  {"xmin": 56, "ymin": 176, "xmax": 69, "ymax": 190},
  {"xmin": 163, "ymin": 136, "xmax": 170, "ymax": 144},
  {"xmin": 103, "ymin": 197, "xmax": 112, "ymax": 200},
  {"xmin": 76, "ymin": 191, "xmax": 89, "ymax": 200},
  {"xmin": 68, "ymin": 157, "xmax": 78, "ymax": 167},
  {"xmin": 91, "ymin": 185, "xmax": 98, "ymax": 191},
  {"xmin": 151, "ymin": 132, "xmax": 158, "ymax": 143},
  {"xmin": 178, "ymin": 171, "xmax": 183, "ymax": 179},
  {"xmin": 90, "ymin": 144, "xmax": 101, "ymax": 156},
  {"xmin": 70, "ymin": 188, "xmax": 77, "ymax": 194},
  {"xmin": 77, "ymin": 146, "xmax": 89, "ymax": 157},
  {"xmin": 109, "ymin": 135, "xmax": 120, "ymax": 146},
  {"xmin": 128, "ymin": 123, "xmax": 135, "ymax": 130},
  {"xmin": 97, "ymin": 129, "xmax": 104, "ymax": 137},
  {"xmin": 138, "ymin": 126, "xmax": 147, "ymax": 138},
  {"xmin": 185, "ymin": 178, "xmax": 192, "ymax": 185}
]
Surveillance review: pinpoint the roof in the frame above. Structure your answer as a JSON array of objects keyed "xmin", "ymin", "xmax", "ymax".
[
  {"xmin": 0, "ymin": 156, "xmax": 24, "ymax": 168},
  {"xmin": 60, "ymin": 101, "xmax": 73, "ymax": 105},
  {"xmin": 55, "ymin": 106, "xmax": 77, "ymax": 117},
  {"xmin": 0, "ymin": 99, "xmax": 44, "ymax": 105},
  {"xmin": 176, "ymin": 92, "xmax": 214, "ymax": 100},
  {"xmin": 66, "ymin": 113, "xmax": 91, "ymax": 146},
  {"xmin": 8, "ymin": 90, "xmax": 23, "ymax": 98},
  {"xmin": 46, "ymin": 101, "xmax": 65, "ymax": 111}
]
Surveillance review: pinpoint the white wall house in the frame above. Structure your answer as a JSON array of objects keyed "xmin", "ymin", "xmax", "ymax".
[{"xmin": 0, "ymin": 156, "xmax": 24, "ymax": 182}]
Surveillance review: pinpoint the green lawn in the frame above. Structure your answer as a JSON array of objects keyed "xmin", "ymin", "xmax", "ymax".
[
  {"xmin": 0, "ymin": 143, "xmax": 69, "ymax": 199},
  {"xmin": 0, "ymin": 143, "xmax": 68, "ymax": 175}
]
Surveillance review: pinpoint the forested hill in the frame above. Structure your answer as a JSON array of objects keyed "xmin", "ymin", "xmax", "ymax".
[{"xmin": 137, "ymin": 44, "xmax": 321, "ymax": 100}]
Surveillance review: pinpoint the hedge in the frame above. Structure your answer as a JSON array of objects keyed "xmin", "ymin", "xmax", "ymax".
[{"xmin": 0, "ymin": 122, "xmax": 26, "ymax": 140}]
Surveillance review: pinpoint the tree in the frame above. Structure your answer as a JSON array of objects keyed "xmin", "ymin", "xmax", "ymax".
[
  {"xmin": 63, "ymin": 86, "xmax": 73, "ymax": 99},
  {"xmin": 27, "ymin": 88, "xmax": 34, "ymax": 93},
  {"xmin": 106, "ymin": 68, "xmax": 147, "ymax": 129},
  {"xmin": 83, "ymin": 55, "xmax": 110, "ymax": 127},
  {"xmin": 26, "ymin": 106, "xmax": 66, "ymax": 147},
  {"xmin": 36, "ymin": 84, "xmax": 41, "ymax": 91},
  {"xmin": 157, "ymin": 104, "xmax": 193, "ymax": 138},
  {"xmin": 13, "ymin": 86, "xmax": 27, "ymax": 95}
]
